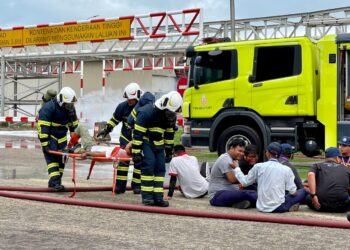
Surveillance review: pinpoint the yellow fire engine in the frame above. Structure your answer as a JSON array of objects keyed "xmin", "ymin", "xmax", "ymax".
[{"xmin": 181, "ymin": 35, "xmax": 350, "ymax": 157}]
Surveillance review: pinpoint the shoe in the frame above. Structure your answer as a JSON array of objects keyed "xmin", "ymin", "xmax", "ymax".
[
  {"xmin": 114, "ymin": 185, "xmax": 126, "ymax": 194},
  {"xmin": 115, "ymin": 187, "xmax": 126, "ymax": 194},
  {"xmin": 154, "ymin": 200, "xmax": 169, "ymax": 207},
  {"xmin": 133, "ymin": 186, "xmax": 141, "ymax": 194},
  {"xmin": 142, "ymin": 199, "xmax": 155, "ymax": 206},
  {"xmin": 288, "ymin": 203, "xmax": 300, "ymax": 212},
  {"xmin": 232, "ymin": 200, "xmax": 251, "ymax": 209},
  {"xmin": 52, "ymin": 184, "xmax": 65, "ymax": 192}
]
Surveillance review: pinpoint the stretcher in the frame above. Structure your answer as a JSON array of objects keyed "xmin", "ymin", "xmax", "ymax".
[{"xmin": 48, "ymin": 149, "xmax": 132, "ymax": 197}]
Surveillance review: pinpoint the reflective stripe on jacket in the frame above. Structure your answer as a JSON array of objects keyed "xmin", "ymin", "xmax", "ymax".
[{"xmin": 37, "ymin": 99, "xmax": 78, "ymax": 148}]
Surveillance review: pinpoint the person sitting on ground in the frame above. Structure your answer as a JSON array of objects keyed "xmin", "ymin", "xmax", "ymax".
[
  {"xmin": 306, "ymin": 147, "xmax": 350, "ymax": 213},
  {"xmin": 165, "ymin": 144, "xmax": 209, "ymax": 200},
  {"xmin": 238, "ymin": 144, "xmax": 259, "ymax": 191},
  {"xmin": 278, "ymin": 143, "xmax": 304, "ymax": 190},
  {"xmin": 338, "ymin": 136, "xmax": 350, "ymax": 168},
  {"xmin": 208, "ymin": 138, "xmax": 257, "ymax": 209},
  {"xmin": 231, "ymin": 142, "xmax": 306, "ymax": 213}
]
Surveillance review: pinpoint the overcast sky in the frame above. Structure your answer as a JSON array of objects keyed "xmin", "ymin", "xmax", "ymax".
[{"xmin": 0, "ymin": 0, "xmax": 349, "ymax": 27}]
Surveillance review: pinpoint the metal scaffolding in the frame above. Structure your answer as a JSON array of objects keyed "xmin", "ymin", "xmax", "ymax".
[
  {"xmin": 203, "ymin": 6, "xmax": 350, "ymax": 40},
  {"xmin": 1, "ymin": 6, "xmax": 350, "ymax": 118}
]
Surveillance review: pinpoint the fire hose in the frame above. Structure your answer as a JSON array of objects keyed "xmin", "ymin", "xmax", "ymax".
[
  {"xmin": 0, "ymin": 186, "xmax": 349, "ymax": 229},
  {"xmin": 1, "ymin": 150, "xmax": 348, "ymax": 229}
]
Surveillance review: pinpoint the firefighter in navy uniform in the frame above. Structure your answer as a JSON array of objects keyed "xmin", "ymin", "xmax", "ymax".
[
  {"xmin": 97, "ymin": 82, "xmax": 143, "ymax": 194},
  {"xmin": 131, "ymin": 91, "xmax": 183, "ymax": 207},
  {"xmin": 37, "ymin": 87, "xmax": 79, "ymax": 191},
  {"xmin": 126, "ymin": 91, "xmax": 155, "ymax": 193}
]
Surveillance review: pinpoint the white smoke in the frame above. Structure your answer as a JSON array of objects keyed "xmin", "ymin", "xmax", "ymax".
[{"xmin": 75, "ymin": 88, "xmax": 124, "ymax": 139}]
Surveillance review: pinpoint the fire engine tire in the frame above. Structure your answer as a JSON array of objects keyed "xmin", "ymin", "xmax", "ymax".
[{"xmin": 217, "ymin": 125, "xmax": 262, "ymax": 157}]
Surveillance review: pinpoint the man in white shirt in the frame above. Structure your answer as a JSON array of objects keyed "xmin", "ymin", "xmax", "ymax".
[
  {"xmin": 231, "ymin": 142, "xmax": 306, "ymax": 213},
  {"xmin": 165, "ymin": 145, "xmax": 208, "ymax": 199}
]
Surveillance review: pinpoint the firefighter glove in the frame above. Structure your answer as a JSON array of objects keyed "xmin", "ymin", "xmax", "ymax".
[
  {"xmin": 165, "ymin": 146, "xmax": 173, "ymax": 163},
  {"xmin": 42, "ymin": 145, "xmax": 50, "ymax": 153},
  {"xmin": 132, "ymin": 153, "xmax": 143, "ymax": 167},
  {"xmin": 97, "ymin": 124, "xmax": 113, "ymax": 138}
]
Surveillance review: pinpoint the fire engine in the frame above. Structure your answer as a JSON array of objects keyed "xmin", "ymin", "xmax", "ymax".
[{"xmin": 181, "ymin": 35, "xmax": 350, "ymax": 158}]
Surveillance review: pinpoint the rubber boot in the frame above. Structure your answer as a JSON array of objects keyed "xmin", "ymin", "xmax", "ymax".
[
  {"xmin": 154, "ymin": 199, "xmax": 169, "ymax": 207},
  {"xmin": 53, "ymin": 184, "xmax": 65, "ymax": 192},
  {"xmin": 142, "ymin": 191, "xmax": 154, "ymax": 206},
  {"xmin": 131, "ymin": 182, "xmax": 141, "ymax": 194},
  {"xmin": 115, "ymin": 180, "xmax": 127, "ymax": 194}
]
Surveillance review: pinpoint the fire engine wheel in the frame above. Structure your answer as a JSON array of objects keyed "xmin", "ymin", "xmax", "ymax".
[{"xmin": 217, "ymin": 125, "xmax": 262, "ymax": 157}]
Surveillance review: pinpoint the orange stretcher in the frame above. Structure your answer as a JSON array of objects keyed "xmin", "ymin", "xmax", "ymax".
[{"xmin": 48, "ymin": 149, "xmax": 132, "ymax": 197}]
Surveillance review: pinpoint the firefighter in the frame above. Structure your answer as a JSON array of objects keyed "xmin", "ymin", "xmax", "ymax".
[
  {"xmin": 37, "ymin": 87, "xmax": 79, "ymax": 191},
  {"xmin": 97, "ymin": 82, "xmax": 143, "ymax": 194},
  {"xmin": 126, "ymin": 91, "xmax": 155, "ymax": 193},
  {"xmin": 131, "ymin": 91, "xmax": 183, "ymax": 207}
]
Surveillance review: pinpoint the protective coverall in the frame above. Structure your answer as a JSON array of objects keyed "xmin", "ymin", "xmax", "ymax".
[
  {"xmin": 107, "ymin": 100, "xmax": 136, "ymax": 193},
  {"xmin": 131, "ymin": 103, "xmax": 175, "ymax": 206},
  {"xmin": 37, "ymin": 98, "xmax": 78, "ymax": 188}
]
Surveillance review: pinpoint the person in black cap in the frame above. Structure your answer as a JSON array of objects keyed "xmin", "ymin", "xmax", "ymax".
[
  {"xmin": 279, "ymin": 143, "xmax": 304, "ymax": 190},
  {"xmin": 338, "ymin": 136, "xmax": 350, "ymax": 168},
  {"xmin": 306, "ymin": 147, "xmax": 350, "ymax": 212},
  {"xmin": 231, "ymin": 142, "xmax": 306, "ymax": 213}
]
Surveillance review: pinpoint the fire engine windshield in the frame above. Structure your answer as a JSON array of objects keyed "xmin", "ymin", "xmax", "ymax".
[{"xmin": 189, "ymin": 50, "xmax": 237, "ymax": 87}]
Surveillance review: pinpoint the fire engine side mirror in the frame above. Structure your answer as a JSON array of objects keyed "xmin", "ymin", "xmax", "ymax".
[
  {"xmin": 194, "ymin": 55, "xmax": 202, "ymax": 66},
  {"xmin": 186, "ymin": 46, "xmax": 196, "ymax": 58},
  {"xmin": 249, "ymin": 75, "xmax": 256, "ymax": 83}
]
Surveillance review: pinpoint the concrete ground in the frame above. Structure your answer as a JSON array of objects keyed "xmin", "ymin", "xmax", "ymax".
[{"xmin": 0, "ymin": 133, "xmax": 349, "ymax": 249}]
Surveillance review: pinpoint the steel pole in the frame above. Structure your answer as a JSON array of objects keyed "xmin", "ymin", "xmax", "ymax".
[{"xmin": 230, "ymin": 0, "xmax": 236, "ymax": 41}]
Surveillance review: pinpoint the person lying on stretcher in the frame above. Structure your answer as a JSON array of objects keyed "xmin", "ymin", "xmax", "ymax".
[
  {"xmin": 80, "ymin": 145, "xmax": 130, "ymax": 159},
  {"xmin": 67, "ymin": 124, "xmax": 131, "ymax": 159},
  {"xmin": 67, "ymin": 123, "xmax": 115, "ymax": 151},
  {"xmin": 67, "ymin": 124, "xmax": 97, "ymax": 153}
]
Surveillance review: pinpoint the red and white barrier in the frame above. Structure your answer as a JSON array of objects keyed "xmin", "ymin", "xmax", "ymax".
[
  {"xmin": 0, "ymin": 116, "xmax": 88, "ymax": 124},
  {"xmin": 0, "ymin": 116, "xmax": 36, "ymax": 128},
  {"xmin": 0, "ymin": 142, "xmax": 41, "ymax": 149},
  {"xmin": 0, "ymin": 116, "xmax": 36, "ymax": 123}
]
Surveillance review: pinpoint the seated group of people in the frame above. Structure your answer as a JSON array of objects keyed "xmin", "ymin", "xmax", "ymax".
[{"xmin": 166, "ymin": 137, "xmax": 350, "ymax": 214}]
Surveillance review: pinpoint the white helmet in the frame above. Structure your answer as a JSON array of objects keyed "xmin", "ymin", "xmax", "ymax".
[
  {"xmin": 57, "ymin": 87, "xmax": 77, "ymax": 106},
  {"xmin": 155, "ymin": 91, "xmax": 183, "ymax": 112},
  {"xmin": 123, "ymin": 82, "xmax": 143, "ymax": 100}
]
